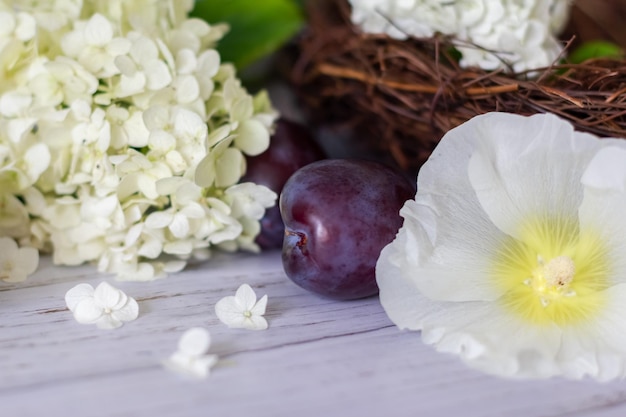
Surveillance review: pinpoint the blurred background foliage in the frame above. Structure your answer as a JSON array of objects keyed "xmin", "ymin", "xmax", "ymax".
[
  {"xmin": 191, "ymin": 0, "xmax": 305, "ymax": 72},
  {"xmin": 190, "ymin": 0, "xmax": 626, "ymax": 77}
]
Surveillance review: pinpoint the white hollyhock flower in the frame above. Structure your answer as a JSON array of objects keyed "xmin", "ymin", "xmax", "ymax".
[
  {"xmin": 215, "ymin": 284, "xmax": 268, "ymax": 330},
  {"xmin": 65, "ymin": 281, "xmax": 139, "ymax": 329},
  {"xmin": 163, "ymin": 327, "xmax": 218, "ymax": 379},
  {"xmin": 376, "ymin": 112, "xmax": 626, "ymax": 381},
  {"xmin": 0, "ymin": 237, "xmax": 38, "ymax": 282}
]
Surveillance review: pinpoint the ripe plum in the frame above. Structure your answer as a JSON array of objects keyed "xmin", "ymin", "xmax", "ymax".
[
  {"xmin": 242, "ymin": 119, "xmax": 325, "ymax": 249},
  {"xmin": 280, "ymin": 159, "xmax": 416, "ymax": 300}
]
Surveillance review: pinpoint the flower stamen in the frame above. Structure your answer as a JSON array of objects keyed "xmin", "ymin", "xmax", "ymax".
[{"xmin": 527, "ymin": 255, "xmax": 577, "ymax": 307}]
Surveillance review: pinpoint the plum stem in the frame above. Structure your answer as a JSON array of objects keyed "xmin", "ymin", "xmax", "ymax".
[{"xmin": 285, "ymin": 230, "xmax": 308, "ymax": 253}]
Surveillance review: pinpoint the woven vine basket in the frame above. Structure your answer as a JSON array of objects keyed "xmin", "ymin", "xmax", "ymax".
[{"xmin": 290, "ymin": 0, "xmax": 626, "ymax": 174}]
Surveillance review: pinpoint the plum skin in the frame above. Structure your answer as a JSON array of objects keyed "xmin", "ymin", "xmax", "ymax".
[
  {"xmin": 280, "ymin": 159, "xmax": 416, "ymax": 300},
  {"xmin": 242, "ymin": 118, "xmax": 325, "ymax": 249}
]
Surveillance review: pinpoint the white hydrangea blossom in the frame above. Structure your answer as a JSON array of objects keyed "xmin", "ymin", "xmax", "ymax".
[
  {"xmin": 163, "ymin": 327, "xmax": 219, "ymax": 379},
  {"xmin": 0, "ymin": 0, "xmax": 278, "ymax": 281},
  {"xmin": 349, "ymin": 0, "xmax": 573, "ymax": 72}
]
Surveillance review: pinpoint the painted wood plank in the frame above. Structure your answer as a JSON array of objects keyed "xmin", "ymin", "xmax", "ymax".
[{"xmin": 2, "ymin": 251, "xmax": 626, "ymax": 417}]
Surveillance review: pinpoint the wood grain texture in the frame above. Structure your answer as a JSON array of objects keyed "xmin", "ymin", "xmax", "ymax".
[{"xmin": 2, "ymin": 251, "xmax": 626, "ymax": 417}]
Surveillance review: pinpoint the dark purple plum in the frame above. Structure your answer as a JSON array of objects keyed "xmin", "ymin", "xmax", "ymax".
[
  {"xmin": 242, "ymin": 118, "xmax": 326, "ymax": 249},
  {"xmin": 280, "ymin": 159, "xmax": 416, "ymax": 300}
]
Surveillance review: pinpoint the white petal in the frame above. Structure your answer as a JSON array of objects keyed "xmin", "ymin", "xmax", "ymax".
[
  {"xmin": 145, "ymin": 211, "xmax": 174, "ymax": 229},
  {"xmin": 178, "ymin": 327, "xmax": 211, "ymax": 356},
  {"xmin": 169, "ymin": 213, "xmax": 190, "ymax": 238},
  {"xmin": 163, "ymin": 260, "xmax": 187, "ymax": 273},
  {"xmin": 145, "ymin": 60, "xmax": 172, "ymax": 90},
  {"xmin": 65, "ymin": 283, "xmax": 95, "ymax": 312},
  {"xmin": 250, "ymin": 294, "xmax": 268, "ymax": 316},
  {"xmin": 234, "ymin": 119, "xmax": 270, "ymax": 156},
  {"xmin": 377, "ymin": 233, "xmax": 438, "ymax": 331},
  {"xmin": 215, "ymin": 147, "xmax": 244, "ymax": 188},
  {"xmin": 16, "ymin": 247, "xmax": 39, "ymax": 275},
  {"xmin": 194, "ymin": 155, "xmax": 216, "ymax": 188},
  {"xmin": 114, "ymin": 55, "xmax": 137, "ymax": 76},
  {"xmin": 93, "ymin": 282, "xmax": 123, "ymax": 309},
  {"xmin": 391, "ymin": 188, "xmax": 504, "ymax": 302},
  {"xmin": 579, "ymin": 143, "xmax": 626, "ymax": 285},
  {"xmin": 95, "ymin": 314, "xmax": 123, "ymax": 330},
  {"xmin": 581, "ymin": 144, "xmax": 626, "ymax": 192},
  {"xmin": 0, "ymin": 237, "xmax": 18, "ymax": 254},
  {"xmin": 243, "ymin": 315, "xmax": 268, "ymax": 331},
  {"xmin": 557, "ymin": 284, "xmax": 626, "ymax": 381},
  {"xmin": 111, "ymin": 297, "xmax": 139, "ymax": 323},
  {"xmin": 163, "ymin": 352, "xmax": 218, "ymax": 379},
  {"xmin": 466, "ymin": 112, "xmax": 600, "ymax": 240},
  {"xmin": 73, "ymin": 298, "xmax": 103, "ymax": 324},
  {"xmin": 84, "ymin": 14, "xmax": 112, "ymax": 46},
  {"xmin": 138, "ymin": 237, "xmax": 163, "ymax": 259},
  {"xmin": 163, "ymin": 240, "xmax": 193, "ymax": 255},
  {"xmin": 190, "ymin": 355, "xmax": 219, "ymax": 377},
  {"xmin": 378, "ymin": 238, "xmax": 563, "ymax": 379},
  {"xmin": 215, "ymin": 295, "xmax": 245, "ymax": 328},
  {"xmin": 235, "ymin": 284, "xmax": 257, "ymax": 310},
  {"xmin": 175, "ymin": 49, "xmax": 197, "ymax": 74},
  {"xmin": 175, "ymin": 74, "xmax": 199, "ymax": 103}
]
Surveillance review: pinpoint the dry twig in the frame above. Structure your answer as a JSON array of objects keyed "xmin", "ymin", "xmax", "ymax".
[{"xmin": 292, "ymin": 0, "xmax": 626, "ymax": 172}]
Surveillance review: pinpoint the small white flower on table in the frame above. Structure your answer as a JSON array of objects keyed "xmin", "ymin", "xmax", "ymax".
[
  {"xmin": 65, "ymin": 282, "xmax": 139, "ymax": 329},
  {"xmin": 0, "ymin": 237, "xmax": 39, "ymax": 283},
  {"xmin": 215, "ymin": 284, "xmax": 268, "ymax": 330},
  {"xmin": 163, "ymin": 327, "xmax": 218, "ymax": 379}
]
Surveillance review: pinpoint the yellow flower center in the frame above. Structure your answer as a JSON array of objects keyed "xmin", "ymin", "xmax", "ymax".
[{"xmin": 493, "ymin": 217, "xmax": 610, "ymax": 326}]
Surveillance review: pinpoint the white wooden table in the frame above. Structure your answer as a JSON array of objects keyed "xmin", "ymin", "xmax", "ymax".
[{"xmin": 2, "ymin": 250, "xmax": 626, "ymax": 417}]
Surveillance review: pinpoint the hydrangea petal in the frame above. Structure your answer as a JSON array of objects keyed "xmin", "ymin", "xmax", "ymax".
[
  {"xmin": 164, "ymin": 351, "xmax": 218, "ymax": 379},
  {"xmin": 214, "ymin": 296, "xmax": 243, "ymax": 327},
  {"xmin": 95, "ymin": 314, "xmax": 123, "ymax": 329},
  {"xmin": 251, "ymin": 294, "xmax": 268, "ymax": 316},
  {"xmin": 84, "ymin": 13, "xmax": 112, "ymax": 46},
  {"xmin": 190, "ymin": 354, "xmax": 219, "ymax": 377},
  {"xmin": 234, "ymin": 119, "xmax": 270, "ymax": 156},
  {"xmin": 16, "ymin": 246, "xmax": 39, "ymax": 275},
  {"xmin": 215, "ymin": 147, "xmax": 244, "ymax": 188},
  {"xmin": 65, "ymin": 283, "xmax": 95, "ymax": 312},
  {"xmin": 94, "ymin": 281, "xmax": 123, "ymax": 309},
  {"xmin": 111, "ymin": 297, "xmax": 139, "ymax": 323},
  {"xmin": 178, "ymin": 327, "xmax": 211, "ymax": 356},
  {"xmin": 73, "ymin": 298, "xmax": 103, "ymax": 324},
  {"xmin": 244, "ymin": 315, "xmax": 268, "ymax": 331},
  {"xmin": 235, "ymin": 283, "xmax": 257, "ymax": 310}
]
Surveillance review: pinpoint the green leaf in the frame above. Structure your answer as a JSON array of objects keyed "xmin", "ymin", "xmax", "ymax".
[
  {"xmin": 568, "ymin": 41, "xmax": 624, "ymax": 64},
  {"xmin": 191, "ymin": 0, "xmax": 304, "ymax": 70}
]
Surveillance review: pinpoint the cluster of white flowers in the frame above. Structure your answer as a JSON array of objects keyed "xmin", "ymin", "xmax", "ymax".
[
  {"xmin": 349, "ymin": 0, "xmax": 573, "ymax": 72},
  {"xmin": 0, "ymin": 0, "xmax": 278, "ymax": 281}
]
